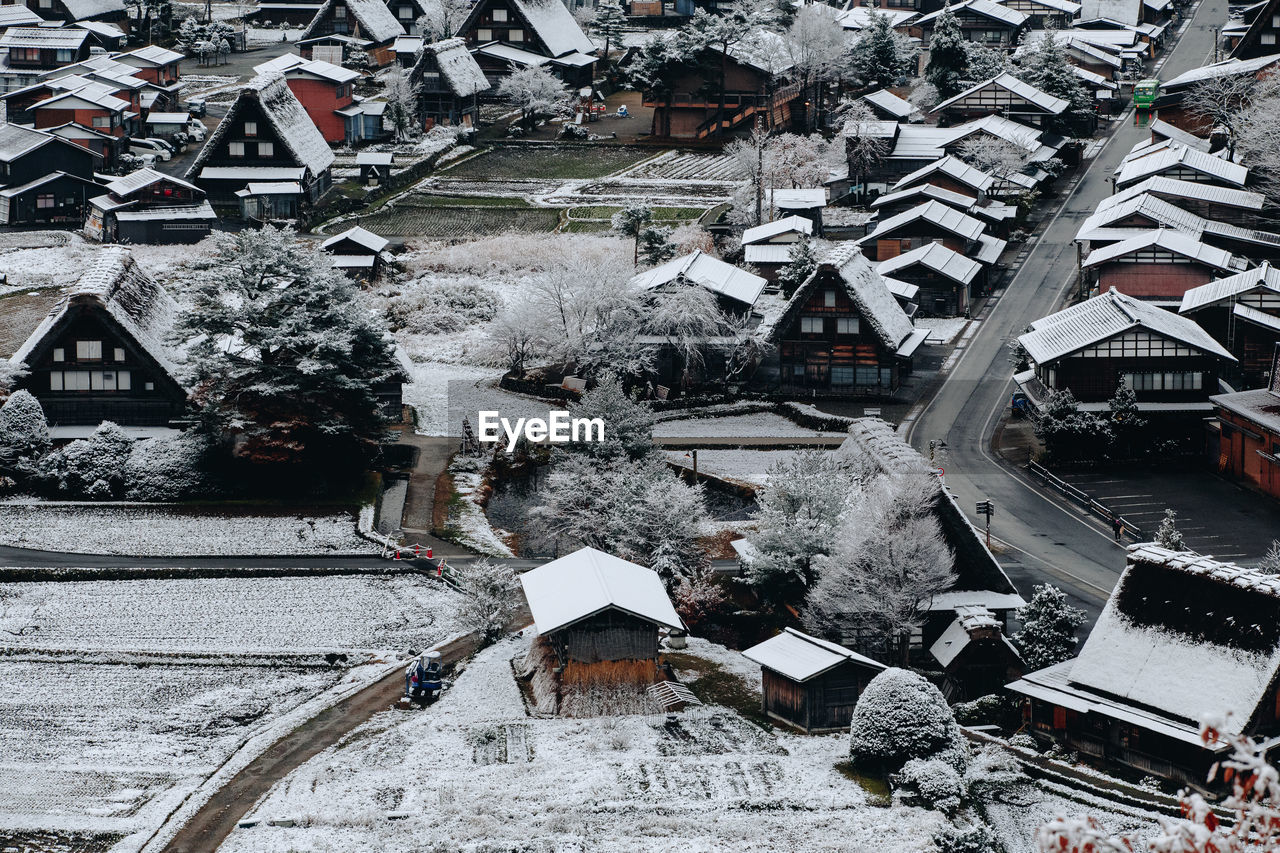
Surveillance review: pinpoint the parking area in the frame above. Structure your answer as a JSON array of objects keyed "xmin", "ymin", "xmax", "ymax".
[{"xmin": 1056, "ymin": 467, "xmax": 1280, "ymax": 564}]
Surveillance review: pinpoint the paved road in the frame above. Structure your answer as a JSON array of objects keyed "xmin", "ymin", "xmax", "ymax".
[{"xmin": 903, "ymin": 0, "xmax": 1225, "ymax": 618}]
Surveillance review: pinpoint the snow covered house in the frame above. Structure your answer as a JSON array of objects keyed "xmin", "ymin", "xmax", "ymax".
[
  {"xmin": 253, "ymin": 53, "xmax": 361, "ymax": 143},
  {"xmin": 114, "ymin": 45, "xmax": 184, "ymax": 89},
  {"xmin": 1228, "ymin": 0, "xmax": 1280, "ymax": 59},
  {"xmin": 631, "ymin": 250, "xmax": 767, "ymax": 318},
  {"xmin": 741, "ymin": 215, "xmax": 813, "ymax": 279},
  {"xmin": 1113, "ymin": 142, "xmax": 1251, "ymax": 192},
  {"xmin": 321, "ymin": 224, "xmax": 390, "ymax": 281},
  {"xmin": 1080, "ymin": 230, "xmax": 1249, "ymax": 303},
  {"xmin": 0, "ymin": 123, "xmax": 100, "ymax": 226},
  {"xmin": 0, "ymin": 27, "xmax": 91, "ymax": 72},
  {"xmin": 856, "ymin": 200, "xmax": 1007, "ymax": 299},
  {"xmin": 25, "ymin": 0, "xmax": 126, "ymax": 27},
  {"xmin": 1009, "ymin": 545, "xmax": 1280, "ymax": 787},
  {"xmin": 1148, "ymin": 54, "xmax": 1280, "ymax": 132},
  {"xmin": 408, "ymin": 38, "xmax": 489, "ymax": 130},
  {"xmin": 187, "ymin": 73, "xmax": 335, "ymax": 212},
  {"xmin": 299, "ymin": 0, "xmax": 406, "ymax": 67},
  {"xmin": 929, "ymin": 605, "xmax": 1024, "ymax": 701},
  {"xmin": 756, "ymin": 245, "xmax": 928, "ymax": 396},
  {"xmin": 1015, "ymin": 289, "xmax": 1236, "ymax": 424},
  {"xmin": 876, "ymin": 242, "xmax": 985, "ymax": 317},
  {"xmin": 1209, "ymin": 343, "xmax": 1280, "ymax": 500},
  {"xmin": 5, "ymin": 247, "xmax": 187, "ymax": 430},
  {"xmin": 459, "ymin": 0, "xmax": 597, "ymax": 88},
  {"xmin": 84, "ymin": 168, "xmax": 215, "ymax": 244},
  {"xmin": 742, "ymin": 628, "xmax": 887, "ymax": 733},
  {"xmin": 1180, "ymin": 263, "xmax": 1280, "ymax": 387},
  {"xmin": 917, "ymin": 1, "xmax": 1029, "ymax": 49},
  {"xmin": 931, "ymin": 72, "xmax": 1086, "ymax": 135},
  {"xmin": 763, "ymin": 189, "xmax": 827, "ymax": 235}
]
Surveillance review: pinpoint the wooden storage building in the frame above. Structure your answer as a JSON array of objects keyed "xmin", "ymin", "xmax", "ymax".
[
  {"xmin": 743, "ymin": 628, "xmax": 887, "ymax": 733},
  {"xmin": 1179, "ymin": 263, "xmax": 1280, "ymax": 388}
]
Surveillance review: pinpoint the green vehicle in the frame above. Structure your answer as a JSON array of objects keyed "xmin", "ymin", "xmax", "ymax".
[{"xmin": 1134, "ymin": 79, "xmax": 1160, "ymax": 110}]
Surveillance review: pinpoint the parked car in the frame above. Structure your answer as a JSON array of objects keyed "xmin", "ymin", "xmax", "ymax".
[
  {"xmin": 128, "ymin": 138, "xmax": 171, "ymax": 161},
  {"xmin": 185, "ymin": 97, "xmax": 206, "ymax": 117},
  {"xmin": 141, "ymin": 137, "xmax": 175, "ymax": 154},
  {"xmin": 186, "ymin": 120, "xmax": 206, "ymax": 142}
]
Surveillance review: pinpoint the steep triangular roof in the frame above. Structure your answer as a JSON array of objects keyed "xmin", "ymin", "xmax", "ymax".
[
  {"xmin": 932, "ymin": 72, "xmax": 1068, "ymax": 115},
  {"xmin": 322, "ymin": 224, "xmax": 390, "ymax": 253},
  {"xmin": 301, "ymin": 0, "xmax": 404, "ymax": 44},
  {"xmin": 743, "ymin": 628, "xmax": 886, "ymax": 682},
  {"xmin": 519, "ymin": 547, "xmax": 684, "ymax": 635},
  {"xmin": 412, "ymin": 37, "xmax": 489, "ymax": 96},
  {"xmin": 630, "ymin": 250, "xmax": 766, "ymax": 308}
]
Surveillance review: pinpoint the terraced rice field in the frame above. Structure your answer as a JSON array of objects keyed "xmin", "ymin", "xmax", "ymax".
[
  {"xmin": 619, "ymin": 151, "xmax": 747, "ymax": 182},
  {"xmin": 348, "ymin": 205, "xmax": 561, "ymax": 237},
  {"xmin": 439, "ymin": 145, "xmax": 656, "ymax": 180}
]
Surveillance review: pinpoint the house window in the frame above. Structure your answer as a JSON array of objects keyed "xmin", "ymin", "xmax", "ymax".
[
  {"xmin": 397, "ymin": 5, "xmax": 412, "ymax": 17},
  {"xmin": 13, "ymin": 48, "xmax": 39, "ymax": 62},
  {"xmin": 1122, "ymin": 372, "xmax": 1203, "ymax": 391},
  {"xmin": 229, "ymin": 141, "xmax": 245, "ymax": 157},
  {"xmin": 113, "ymin": 347, "xmax": 125, "ymax": 362},
  {"xmin": 508, "ymin": 28, "xmax": 523, "ymax": 41},
  {"xmin": 145, "ymin": 381, "xmax": 155, "ymax": 391},
  {"xmin": 76, "ymin": 340, "xmax": 102, "ymax": 360},
  {"xmin": 476, "ymin": 28, "xmax": 492, "ymax": 40},
  {"xmin": 258, "ymin": 141, "xmax": 274, "ymax": 157},
  {"xmin": 38, "ymin": 0, "xmax": 51, "ymax": 7},
  {"xmin": 823, "ymin": 290, "xmax": 836, "ymax": 307},
  {"xmin": 36, "ymin": 194, "xmax": 55, "ymax": 209},
  {"xmin": 244, "ymin": 121, "xmax": 258, "ymax": 136},
  {"xmin": 1263, "ymin": 33, "xmax": 1277, "ymax": 45},
  {"xmin": 92, "ymin": 115, "xmax": 111, "ymax": 129},
  {"xmin": 799, "ymin": 316, "xmax": 823, "ymax": 334},
  {"xmin": 492, "ymin": 8, "xmax": 507, "ymax": 20},
  {"xmin": 49, "ymin": 372, "xmax": 61, "ymax": 391},
  {"xmin": 831, "ymin": 366, "xmax": 854, "ymax": 385},
  {"xmin": 55, "ymin": 49, "xmax": 74, "ymax": 63},
  {"xmin": 836, "ymin": 318, "xmax": 859, "ymax": 335},
  {"xmin": 335, "ymin": 4, "xmax": 346, "ymax": 17},
  {"xmin": 52, "ymin": 347, "xmax": 64, "ymax": 362}
]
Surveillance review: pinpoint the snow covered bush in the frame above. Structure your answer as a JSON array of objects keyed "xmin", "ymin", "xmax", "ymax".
[
  {"xmin": 381, "ymin": 277, "xmax": 502, "ymax": 334},
  {"xmin": 934, "ymin": 821, "xmax": 999, "ymax": 853},
  {"xmin": 895, "ymin": 757, "xmax": 965, "ymax": 815},
  {"xmin": 849, "ymin": 668, "xmax": 966, "ymax": 773},
  {"xmin": 39, "ymin": 421, "xmax": 134, "ymax": 498},
  {"xmin": 123, "ymin": 431, "xmax": 214, "ymax": 501},
  {"xmin": 0, "ymin": 390, "xmax": 50, "ymax": 478},
  {"xmin": 561, "ymin": 375, "xmax": 655, "ymax": 462},
  {"xmin": 454, "ymin": 558, "xmax": 521, "ymax": 647},
  {"xmin": 964, "ymin": 744, "xmax": 1025, "ymax": 795},
  {"xmin": 1013, "ymin": 584, "xmax": 1086, "ymax": 672},
  {"xmin": 1008, "ymin": 732, "xmax": 1039, "ymax": 751},
  {"xmin": 672, "ymin": 566, "xmax": 731, "ymax": 635},
  {"xmin": 1155, "ymin": 508, "xmax": 1187, "ymax": 551}
]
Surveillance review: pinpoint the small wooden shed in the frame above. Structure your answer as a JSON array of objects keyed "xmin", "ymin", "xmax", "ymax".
[{"xmin": 742, "ymin": 628, "xmax": 887, "ymax": 734}]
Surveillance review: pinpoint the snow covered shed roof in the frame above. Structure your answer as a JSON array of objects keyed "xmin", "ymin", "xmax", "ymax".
[
  {"xmin": 743, "ymin": 628, "xmax": 886, "ymax": 682},
  {"xmin": 1115, "ymin": 144, "xmax": 1250, "ymax": 189},
  {"xmin": 859, "ymin": 199, "xmax": 986, "ymax": 244},
  {"xmin": 1099, "ymin": 176, "xmax": 1264, "ymax": 214},
  {"xmin": 918, "ymin": 0, "xmax": 1027, "ymax": 26},
  {"xmin": 741, "ymin": 214, "xmax": 813, "ymax": 245},
  {"xmin": 0, "ymin": 27, "xmax": 89, "ymax": 49},
  {"xmin": 871, "ymin": 183, "xmax": 979, "ymax": 213},
  {"xmin": 60, "ymin": 0, "xmax": 125, "ymax": 18},
  {"xmin": 322, "ymin": 224, "xmax": 390, "ymax": 254},
  {"xmin": 1019, "ymin": 289, "xmax": 1235, "ymax": 364},
  {"xmin": 893, "ymin": 155, "xmax": 996, "ymax": 194},
  {"xmin": 104, "ymin": 167, "xmax": 201, "ymax": 198},
  {"xmin": 9, "ymin": 247, "xmax": 180, "ymax": 379},
  {"xmin": 510, "ymin": 0, "xmax": 595, "ymax": 57},
  {"xmin": 1067, "ymin": 545, "xmax": 1280, "ymax": 736},
  {"xmin": 1080, "ymin": 229, "xmax": 1244, "ymax": 273},
  {"xmin": 1079, "ymin": 0, "xmax": 1140, "ymax": 24},
  {"xmin": 1162, "ymin": 52, "xmax": 1280, "ymax": 89},
  {"xmin": 877, "ymin": 242, "xmax": 983, "ymax": 285},
  {"xmin": 631, "ymin": 250, "xmax": 767, "ymax": 309},
  {"xmin": 417, "ymin": 37, "xmax": 489, "ymax": 96},
  {"xmin": 117, "ymin": 45, "xmax": 184, "ymax": 66},
  {"xmin": 0, "ymin": 123, "xmax": 58, "ymax": 162},
  {"xmin": 520, "ymin": 547, "xmax": 684, "ymax": 635},
  {"xmin": 187, "ymin": 73, "xmax": 334, "ymax": 182},
  {"xmin": 765, "ymin": 188, "xmax": 827, "ymax": 210},
  {"xmin": 1180, "ymin": 262, "xmax": 1280, "ymax": 313},
  {"xmin": 302, "ymin": 0, "xmax": 404, "ymax": 44},
  {"xmin": 861, "ymin": 88, "xmax": 917, "ymax": 120},
  {"xmin": 0, "ymin": 5, "xmax": 43, "ymax": 26}
]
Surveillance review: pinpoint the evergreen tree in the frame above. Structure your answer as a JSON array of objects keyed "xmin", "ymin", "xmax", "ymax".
[
  {"xmin": 0, "ymin": 390, "xmax": 50, "ymax": 479},
  {"xmin": 1016, "ymin": 30, "xmax": 1093, "ymax": 126},
  {"xmin": 776, "ymin": 235, "xmax": 816, "ymax": 297},
  {"xmin": 926, "ymin": 4, "xmax": 967, "ymax": 98},
  {"xmin": 1155, "ymin": 508, "xmax": 1187, "ymax": 551},
  {"xmin": 612, "ymin": 204, "xmax": 653, "ymax": 266},
  {"xmin": 1106, "ymin": 376, "xmax": 1147, "ymax": 457},
  {"xmin": 561, "ymin": 374, "xmax": 655, "ymax": 462},
  {"xmin": 592, "ymin": 0, "xmax": 626, "ymax": 68},
  {"xmin": 852, "ymin": 11, "xmax": 914, "ymax": 89},
  {"xmin": 176, "ymin": 226, "xmax": 402, "ymax": 471},
  {"xmin": 638, "ymin": 225, "xmax": 676, "ymax": 266},
  {"xmin": 1013, "ymin": 583, "xmax": 1086, "ymax": 671}
]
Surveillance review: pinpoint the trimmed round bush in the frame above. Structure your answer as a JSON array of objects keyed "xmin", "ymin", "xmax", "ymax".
[
  {"xmin": 897, "ymin": 757, "xmax": 964, "ymax": 814},
  {"xmin": 849, "ymin": 667, "xmax": 963, "ymax": 771}
]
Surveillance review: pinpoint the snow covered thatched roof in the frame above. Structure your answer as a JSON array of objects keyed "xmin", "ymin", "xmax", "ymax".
[
  {"xmin": 631, "ymin": 251, "xmax": 767, "ymax": 309},
  {"xmin": 9, "ymin": 248, "xmax": 181, "ymax": 380},
  {"xmin": 510, "ymin": 0, "xmax": 595, "ymax": 57},
  {"xmin": 1020, "ymin": 289, "xmax": 1234, "ymax": 364},
  {"xmin": 300, "ymin": 0, "xmax": 403, "ymax": 44},
  {"xmin": 520, "ymin": 547, "xmax": 684, "ymax": 635},
  {"xmin": 743, "ymin": 628, "xmax": 886, "ymax": 682},
  {"xmin": 1065, "ymin": 546, "xmax": 1280, "ymax": 737},
  {"xmin": 415, "ymin": 37, "xmax": 489, "ymax": 96},
  {"xmin": 187, "ymin": 73, "xmax": 334, "ymax": 182}
]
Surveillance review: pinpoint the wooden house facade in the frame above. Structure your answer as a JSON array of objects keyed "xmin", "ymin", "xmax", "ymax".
[
  {"xmin": 1227, "ymin": 0, "xmax": 1280, "ymax": 58},
  {"xmin": 0, "ymin": 123, "xmax": 99, "ymax": 226},
  {"xmin": 1210, "ymin": 345, "xmax": 1280, "ymax": 499},
  {"xmin": 0, "ymin": 27, "xmax": 90, "ymax": 71},
  {"xmin": 409, "ymin": 37, "xmax": 489, "ymax": 129},
  {"xmin": 1009, "ymin": 545, "xmax": 1280, "ymax": 787},
  {"xmin": 84, "ymin": 168, "xmax": 215, "ymax": 244},
  {"xmin": 253, "ymin": 54, "xmax": 361, "ymax": 143},
  {"xmin": 876, "ymin": 242, "xmax": 984, "ymax": 316},
  {"xmin": 459, "ymin": 0, "xmax": 597, "ymax": 88},
  {"xmin": 300, "ymin": 0, "xmax": 405, "ymax": 66},
  {"xmin": 917, "ymin": 0, "xmax": 1028, "ymax": 48},
  {"xmin": 1179, "ymin": 263, "xmax": 1280, "ymax": 387},
  {"xmin": 929, "ymin": 606, "xmax": 1024, "ymax": 701},
  {"xmin": 743, "ymin": 628, "xmax": 887, "ymax": 733},
  {"xmin": 758, "ymin": 246, "xmax": 927, "ymax": 396},
  {"xmin": 1081, "ymin": 229, "xmax": 1247, "ymax": 302},
  {"xmin": 6, "ymin": 247, "xmax": 187, "ymax": 428},
  {"xmin": 932, "ymin": 72, "xmax": 1084, "ymax": 134},
  {"xmin": 641, "ymin": 45, "xmax": 798, "ymax": 139}
]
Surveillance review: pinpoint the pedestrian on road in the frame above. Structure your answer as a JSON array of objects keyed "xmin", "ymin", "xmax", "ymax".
[{"xmin": 1112, "ymin": 517, "xmax": 1123, "ymax": 542}]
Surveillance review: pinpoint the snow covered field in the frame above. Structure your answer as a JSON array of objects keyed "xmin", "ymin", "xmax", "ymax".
[
  {"xmin": 653, "ymin": 413, "xmax": 843, "ymax": 440},
  {"xmin": 664, "ymin": 449, "xmax": 816, "ymax": 487},
  {"xmin": 0, "ymin": 574, "xmax": 463, "ymax": 655},
  {"xmin": 218, "ymin": 635, "xmax": 947, "ymax": 853},
  {"xmin": 0, "ymin": 503, "xmax": 371, "ymax": 555}
]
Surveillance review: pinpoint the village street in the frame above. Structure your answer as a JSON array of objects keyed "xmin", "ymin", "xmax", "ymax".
[{"xmin": 904, "ymin": 0, "xmax": 1227, "ymax": 617}]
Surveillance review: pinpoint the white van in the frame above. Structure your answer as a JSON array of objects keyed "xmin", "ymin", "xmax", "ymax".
[{"xmin": 128, "ymin": 138, "xmax": 172, "ymax": 161}]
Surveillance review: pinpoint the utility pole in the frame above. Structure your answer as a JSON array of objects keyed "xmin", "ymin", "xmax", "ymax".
[{"xmin": 976, "ymin": 500, "xmax": 994, "ymax": 547}]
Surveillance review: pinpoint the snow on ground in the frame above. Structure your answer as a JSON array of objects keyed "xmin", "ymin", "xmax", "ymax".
[
  {"xmin": 218, "ymin": 634, "xmax": 946, "ymax": 853},
  {"xmin": 247, "ymin": 25, "xmax": 303, "ymax": 43},
  {"xmin": 444, "ymin": 457, "xmax": 515, "ymax": 558},
  {"xmin": 0, "ymin": 503, "xmax": 371, "ymax": 555},
  {"xmin": 665, "ymin": 449, "xmax": 817, "ymax": 488},
  {"xmin": 653, "ymin": 413, "xmax": 843, "ymax": 440},
  {"xmin": 982, "ymin": 776, "xmax": 1160, "ymax": 853},
  {"xmin": 915, "ymin": 316, "xmax": 972, "ymax": 345},
  {"xmin": 0, "ymin": 574, "xmax": 463, "ymax": 655},
  {"xmin": 0, "ymin": 236, "xmax": 98, "ymax": 288}
]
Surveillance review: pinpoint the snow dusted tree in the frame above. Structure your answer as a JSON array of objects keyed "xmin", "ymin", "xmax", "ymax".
[
  {"xmin": 1037, "ymin": 723, "xmax": 1280, "ymax": 853},
  {"xmin": 746, "ymin": 449, "xmax": 862, "ymax": 603},
  {"xmin": 897, "ymin": 757, "xmax": 966, "ymax": 815},
  {"xmin": 954, "ymin": 135, "xmax": 1031, "ymax": 183},
  {"xmin": 489, "ymin": 298, "xmax": 543, "ymax": 377},
  {"xmin": 0, "ymin": 390, "xmax": 50, "ymax": 479},
  {"xmin": 383, "ymin": 65, "xmax": 418, "ymax": 141},
  {"xmin": 642, "ymin": 284, "xmax": 736, "ymax": 377},
  {"xmin": 1013, "ymin": 583, "xmax": 1086, "ymax": 672},
  {"xmin": 612, "ymin": 204, "xmax": 654, "ymax": 266},
  {"xmin": 686, "ymin": 0, "xmax": 778, "ymax": 137},
  {"xmin": 1260, "ymin": 540, "xmax": 1280, "ymax": 574},
  {"xmin": 961, "ymin": 40, "xmax": 1011, "ymax": 86},
  {"xmin": 673, "ymin": 565, "xmax": 731, "ymax": 635},
  {"xmin": 1106, "ymin": 376, "xmax": 1146, "ymax": 457},
  {"xmin": 177, "ymin": 226, "xmax": 402, "ymax": 470},
  {"xmin": 765, "ymin": 132, "xmax": 835, "ymax": 190},
  {"xmin": 1016, "ymin": 30, "xmax": 1092, "ymax": 124},
  {"xmin": 926, "ymin": 3, "xmax": 967, "ymax": 98},
  {"xmin": 638, "ymin": 225, "xmax": 676, "ymax": 266},
  {"xmin": 1184, "ymin": 71, "xmax": 1261, "ymax": 157},
  {"xmin": 415, "ymin": 0, "xmax": 471, "ymax": 39},
  {"xmin": 1229, "ymin": 76, "xmax": 1280, "ymax": 202},
  {"xmin": 562, "ymin": 374, "xmax": 655, "ymax": 461},
  {"xmin": 625, "ymin": 30, "xmax": 703, "ymax": 138},
  {"xmin": 123, "ymin": 432, "xmax": 213, "ymax": 501},
  {"xmin": 1035, "ymin": 388, "xmax": 1112, "ymax": 462},
  {"xmin": 850, "ymin": 667, "xmax": 967, "ymax": 772},
  {"xmin": 497, "ymin": 66, "xmax": 568, "ymax": 130},
  {"xmin": 850, "ymin": 11, "xmax": 917, "ymax": 89},
  {"xmin": 839, "ymin": 100, "xmax": 891, "ymax": 201},
  {"xmin": 776, "ymin": 235, "xmax": 816, "ymax": 298},
  {"xmin": 38, "ymin": 421, "xmax": 134, "ymax": 499},
  {"xmin": 805, "ymin": 474, "xmax": 956, "ymax": 663},
  {"xmin": 1155, "ymin": 508, "xmax": 1187, "ymax": 551},
  {"xmin": 217, "ymin": 37, "xmax": 231, "ymax": 66},
  {"xmin": 783, "ymin": 3, "xmax": 848, "ymax": 131},
  {"xmin": 455, "ymin": 558, "xmax": 521, "ymax": 646},
  {"xmin": 591, "ymin": 0, "xmax": 627, "ymax": 67},
  {"xmin": 724, "ymin": 122, "xmax": 771, "ymax": 225}
]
